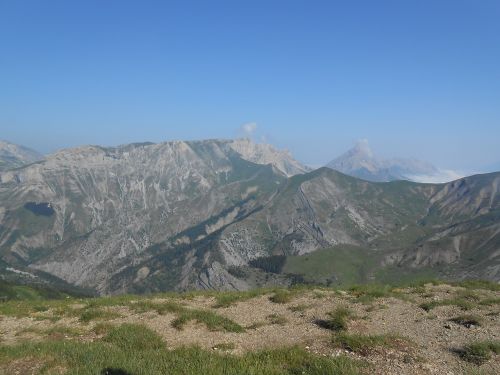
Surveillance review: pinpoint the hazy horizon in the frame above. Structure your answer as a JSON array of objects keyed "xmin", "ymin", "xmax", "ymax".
[{"xmin": 1, "ymin": 1, "xmax": 499, "ymax": 172}]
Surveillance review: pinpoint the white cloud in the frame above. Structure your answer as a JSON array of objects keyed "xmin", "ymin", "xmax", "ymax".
[{"xmin": 240, "ymin": 122, "xmax": 257, "ymax": 137}]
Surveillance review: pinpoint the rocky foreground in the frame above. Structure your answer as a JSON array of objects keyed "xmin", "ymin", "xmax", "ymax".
[{"xmin": 0, "ymin": 282, "xmax": 498, "ymax": 374}]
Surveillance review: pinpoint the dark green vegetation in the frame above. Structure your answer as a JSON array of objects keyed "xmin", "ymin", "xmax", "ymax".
[
  {"xmin": 269, "ymin": 289, "xmax": 295, "ymax": 304},
  {"xmin": 457, "ymin": 340, "xmax": 500, "ymax": 365},
  {"xmin": 315, "ymin": 306, "xmax": 353, "ymax": 331},
  {"xmin": 0, "ymin": 327, "xmax": 362, "ymax": 375},
  {"xmin": 283, "ymin": 245, "xmax": 376, "ymax": 286},
  {"xmin": 249, "ymin": 255, "xmax": 287, "ymax": 274}
]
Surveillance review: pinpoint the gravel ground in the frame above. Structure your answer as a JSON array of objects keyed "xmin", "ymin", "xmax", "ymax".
[{"xmin": 1, "ymin": 284, "xmax": 499, "ymax": 375}]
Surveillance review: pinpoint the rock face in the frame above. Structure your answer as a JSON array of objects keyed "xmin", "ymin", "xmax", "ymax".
[
  {"xmin": 0, "ymin": 140, "xmax": 43, "ymax": 171},
  {"xmin": 0, "ymin": 139, "xmax": 298, "ymax": 293},
  {"xmin": 326, "ymin": 139, "xmax": 445, "ymax": 182},
  {"xmin": 228, "ymin": 138, "xmax": 310, "ymax": 177},
  {"xmin": 0, "ymin": 138, "xmax": 499, "ymax": 295}
]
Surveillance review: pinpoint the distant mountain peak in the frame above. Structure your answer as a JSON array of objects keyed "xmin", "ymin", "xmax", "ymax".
[
  {"xmin": 228, "ymin": 138, "xmax": 309, "ymax": 176},
  {"xmin": 328, "ymin": 139, "xmax": 382, "ymax": 176},
  {"xmin": 0, "ymin": 140, "xmax": 43, "ymax": 171},
  {"xmin": 326, "ymin": 140, "xmax": 456, "ymax": 183},
  {"xmin": 350, "ymin": 139, "xmax": 374, "ymax": 158}
]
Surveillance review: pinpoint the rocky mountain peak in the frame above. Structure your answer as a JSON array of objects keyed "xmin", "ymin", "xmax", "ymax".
[
  {"xmin": 349, "ymin": 139, "xmax": 374, "ymax": 159},
  {"xmin": 227, "ymin": 138, "xmax": 309, "ymax": 177},
  {"xmin": 326, "ymin": 140, "xmax": 454, "ymax": 183},
  {"xmin": 327, "ymin": 139, "xmax": 381, "ymax": 175}
]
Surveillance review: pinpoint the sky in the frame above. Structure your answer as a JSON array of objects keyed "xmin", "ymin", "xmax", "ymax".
[{"xmin": 1, "ymin": 0, "xmax": 499, "ymax": 172}]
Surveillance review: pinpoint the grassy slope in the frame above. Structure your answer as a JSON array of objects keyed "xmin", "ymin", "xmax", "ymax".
[
  {"xmin": 283, "ymin": 245, "xmax": 377, "ymax": 286},
  {"xmin": 0, "ymin": 280, "xmax": 75, "ymax": 302}
]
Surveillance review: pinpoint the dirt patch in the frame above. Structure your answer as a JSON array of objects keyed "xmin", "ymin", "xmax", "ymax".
[{"xmin": 0, "ymin": 285, "xmax": 499, "ymax": 374}]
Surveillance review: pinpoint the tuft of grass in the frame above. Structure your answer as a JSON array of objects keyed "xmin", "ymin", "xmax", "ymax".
[
  {"xmin": 312, "ymin": 291, "xmax": 328, "ymax": 299},
  {"xmin": 213, "ymin": 290, "xmax": 266, "ymax": 308},
  {"xmin": 449, "ymin": 315, "xmax": 482, "ymax": 328},
  {"xmin": 455, "ymin": 289, "xmax": 482, "ymax": 302},
  {"xmin": 348, "ymin": 284, "xmax": 403, "ymax": 304},
  {"xmin": 129, "ymin": 300, "xmax": 184, "ymax": 315},
  {"xmin": 267, "ymin": 314, "xmax": 288, "ymax": 325},
  {"xmin": 331, "ymin": 333, "xmax": 408, "ymax": 355},
  {"xmin": 457, "ymin": 340, "xmax": 500, "ymax": 365},
  {"xmin": 104, "ymin": 324, "xmax": 165, "ymax": 351},
  {"xmin": 79, "ymin": 308, "xmax": 121, "ymax": 323},
  {"xmin": 92, "ymin": 322, "xmax": 114, "ymax": 335},
  {"xmin": 171, "ymin": 309, "xmax": 244, "ymax": 333},
  {"xmin": 419, "ymin": 297, "xmax": 474, "ymax": 312},
  {"xmin": 269, "ymin": 289, "xmax": 294, "ymax": 304},
  {"xmin": 410, "ymin": 286, "xmax": 426, "ymax": 294},
  {"xmin": 316, "ymin": 306, "xmax": 352, "ymax": 331}
]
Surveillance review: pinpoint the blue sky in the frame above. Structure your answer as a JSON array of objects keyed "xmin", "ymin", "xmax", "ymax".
[{"xmin": 1, "ymin": 0, "xmax": 499, "ymax": 171}]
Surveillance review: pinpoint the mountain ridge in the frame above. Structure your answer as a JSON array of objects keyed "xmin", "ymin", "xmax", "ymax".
[
  {"xmin": 0, "ymin": 140, "xmax": 43, "ymax": 171},
  {"xmin": 0, "ymin": 138, "xmax": 499, "ymax": 295}
]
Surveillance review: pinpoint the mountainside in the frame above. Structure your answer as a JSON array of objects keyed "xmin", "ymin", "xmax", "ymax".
[
  {"xmin": 0, "ymin": 138, "xmax": 499, "ymax": 295},
  {"xmin": 326, "ymin": 140, "xmax": 455, "ymax": 183},
  {"xmin": 0, "ymin": 140, "xmax": 43, "ymax": 171},
  {"xmin": 216, "ymin": 169, "xmax": 500, "ymax": 286},
  {"xmin": 0, "ymin": 139, "xmax": 303, "ymax": 293}
]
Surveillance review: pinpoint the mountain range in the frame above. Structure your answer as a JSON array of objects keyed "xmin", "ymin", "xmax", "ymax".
[{"xmin": 0, "ymin": 138, "xmax": 498, "ymax": 295}]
